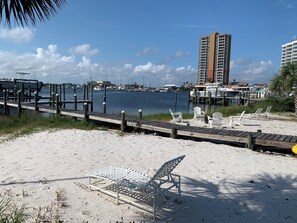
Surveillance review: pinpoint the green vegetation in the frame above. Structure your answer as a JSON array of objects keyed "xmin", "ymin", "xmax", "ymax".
[
  {"xmin": 143, "ymin": 112, "xmax": 193, "ymax": 122},
  {"xmin": 0, "ymin": 114, "xmax": 97, "ymax": 138},
  {"xmin": 0, "ymin": 0, "xmax": 66, "ymax": 27},
  {"xmin": 0, "ymin": 199, "xmax": 25, "ymax": 223},
  {"xmin": 269, "ymin": 62, "xmax": 297, "ymax": 115},
  {"xmin": 142, "ymin": 97, "xmax": 295, "ymax": 121},
  {"xmin": 215, "ymin": 97, "xmax": 295, "ymax": 116}
]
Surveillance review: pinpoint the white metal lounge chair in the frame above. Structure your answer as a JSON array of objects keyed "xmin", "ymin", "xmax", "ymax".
[
  {"xmin": 259, "ymin": 106, "xmax": 272, "ymax": 119},
  {"xmin": 208, "ymin": 112, "xmax": 223, "ymax": 128},
  {"xmin": 192, "ymin": 106, "xmax": 205, "ymax": 121},
  {"xmin": 87, "ymin": 155, "xmax": 185, "ymax": 219},
  {"xmin": 246, "ymin": 108, "xmax": 263, "ymax": 119},
  {"xmin": 229, "ymin": 111, "xmax": 246, "ymax": 128}
]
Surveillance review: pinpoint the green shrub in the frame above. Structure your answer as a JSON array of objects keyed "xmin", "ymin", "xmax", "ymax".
[{"xmin": 255, "ymin": 97, "xmax": 294, "ymax": 112}]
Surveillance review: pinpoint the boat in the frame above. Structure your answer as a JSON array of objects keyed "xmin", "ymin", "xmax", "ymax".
[
  {"xmin": 0, "ymin": 78, "xmax": 43, "ymax": 95},
  {"xmin": 192, "ymin": 83, "xmax": 240, "ymax": 98}
]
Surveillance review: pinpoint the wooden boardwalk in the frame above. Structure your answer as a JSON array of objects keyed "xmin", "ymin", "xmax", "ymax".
[{"xmin": 1, "ymin": 100, "xmax": 296, "ymax": 151}]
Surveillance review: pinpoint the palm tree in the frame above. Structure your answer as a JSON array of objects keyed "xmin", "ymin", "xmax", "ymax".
[
  {"xmin": 0, "ymin": 0, "xmax": 66, "ymax": 27},
  {"xmin": 269, "ymin": 62, "xmax": 297, "ymax": 115}
]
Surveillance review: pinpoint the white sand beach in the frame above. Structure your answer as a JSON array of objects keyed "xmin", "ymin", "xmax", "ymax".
[{"xmin": 0, "ymin": 116, "xmax": 297, "ymax": 222}]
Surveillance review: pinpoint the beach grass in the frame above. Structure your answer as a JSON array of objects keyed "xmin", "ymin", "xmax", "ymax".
[
  {"xmin": 0, "ymin": 199, "xmax": 25, "ymax": 223},
  {"xmin": 143, "ymin": 113, "xmax": 193, "ymax": 121},
  {"xmin": 0, "ymin": 114, "xmax": 98, "ymax": 138}
]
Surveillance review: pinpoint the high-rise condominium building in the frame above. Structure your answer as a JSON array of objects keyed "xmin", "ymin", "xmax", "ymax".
[
  {"xmin": 197, "ymin": 32, "xmax": 231, "ymax": 85},
  {"xmin": 281, "ymin": 39, "xmax": 297, "ymax": 66}
]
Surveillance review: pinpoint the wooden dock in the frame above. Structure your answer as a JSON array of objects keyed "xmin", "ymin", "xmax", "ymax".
[{"xmin": 0, "ymin": 98, "xmax": 296, "ymax": 152}]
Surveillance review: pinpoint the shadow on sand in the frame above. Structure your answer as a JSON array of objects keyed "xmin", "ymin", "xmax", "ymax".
[{"xmin": 174, "ymin": 173, "xmax": 297, "ymax": 222}]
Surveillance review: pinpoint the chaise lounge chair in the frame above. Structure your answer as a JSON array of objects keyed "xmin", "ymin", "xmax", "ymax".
[
  {"xmin": 169, "ymin": 108, "xmax": 189, "ymax": 125},
  {"xmin": 245, "ymin": 108, "xmax": 263, "ymax": 119},
  {"xmin": 229, "ymin": 111, "xmax": 246, "ymax": 128},
  {"xmin": 259, "ymin": 106, "xmax": 272, "ymax": 119},
  {"xmin": 87, "ymin": 155, "xmax": 186, "ymax": 219}
]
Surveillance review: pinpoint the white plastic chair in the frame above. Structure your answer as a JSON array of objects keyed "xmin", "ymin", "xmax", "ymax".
[
  {"xmin": 208, "ymin": 112, "xmax": 223, "ymax": 128},
  {"xmin": 192, "ymin": 106, "xmax": 205, "ymax": 121}
]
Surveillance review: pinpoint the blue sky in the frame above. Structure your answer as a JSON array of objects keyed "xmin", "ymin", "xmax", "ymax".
[{"xmin": 0, "ymin": 0, "xmax": 296, "ymax": 86}]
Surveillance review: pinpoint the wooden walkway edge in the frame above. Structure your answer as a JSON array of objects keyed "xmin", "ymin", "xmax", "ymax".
[{"xmin": 1, "ymin": 101, "xmax": 296, "ymax": 151}]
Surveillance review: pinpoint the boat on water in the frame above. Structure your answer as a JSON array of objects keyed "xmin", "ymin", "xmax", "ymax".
[
  {"xmin": 191, "ymin": 83, "xmax": 240, "ymax": 98},
  {"xmin": 0, "ymin": 78, "xmax": 43, "ymax": 95}
]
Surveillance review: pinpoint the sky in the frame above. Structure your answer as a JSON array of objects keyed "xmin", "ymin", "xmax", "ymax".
[{"xmin": 0, "ymin": 0, "xmax": 296, "ymax": 87}]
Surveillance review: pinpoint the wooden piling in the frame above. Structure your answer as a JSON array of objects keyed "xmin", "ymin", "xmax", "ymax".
[
  {"xmin": 3, "ymin": 90, "xmax": 7, "ymax": 115},
  {"xmin": 121, "ymin": 111, "xmax": 127, "ymax": 132},
  {"xmin": 83, "ymin": 102, "xmax": 89, "ymax": 121},
  {"xmin": 74, "ymin": 94, "xmax": 77, "ymax": 110},
  {"xmin": 51, "ymin": 92, "xmax": 55, "ymax": 107},
  {"xmin": 55, "ymin": 94, "xmax": 60, "ymax": 117},
  {"xmin": 62, "ymin": 83, "xmax": 66, "ymax": 108},
  {"xmin": 103, "ymin": 102, "xmax": 106, "ymax": 113},
  {"xmin": 171, "ymin": 127, "xmax": 177, "ymax": 139},
  {"xmin": 19, "ymin": 83, "xmax": 24, "ymax": 102},
  {"xmin": 208, "ymin": 91, "xmax": 212, "ymax": 105},
  {"xmin": 90, "ymin": 86, "xmax": 94, "ymax": 112},
  {"xmin": 83, "ymin": 84, "xmax": 86, "ymax": 100},
  {"xmin": 246, "ymin": 92, "xmax": 250, "ymax": 106},
  {"xmin": 103, "ymin": 85, "xmax": 107, "ymax": 104},
  {"xmin": 17, "ymin": 91, "xmax": 21, "ymax": 117},
  {"xmin": 246, "ymin": 132, "xmax": 254, "ymax": 150},
  {"xmin": 34, "ymin": 91, "xmax": 38, "ymax": 111}
]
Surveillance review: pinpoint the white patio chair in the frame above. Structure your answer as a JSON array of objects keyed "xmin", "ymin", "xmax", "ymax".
[
  {"xmin": 229, "ymin": 111, "xmax": 246, "ymax": 128},
  {"xmin": 192, "ymin": 106, "xmax": 205, "ymax": 121},
  {"xmin": 87, "ymin": 155, "xmax": 185, "ymax": 219},
  {"xmin": 208, "ymin": 112, "xmax": 223, "ymax": 128}
]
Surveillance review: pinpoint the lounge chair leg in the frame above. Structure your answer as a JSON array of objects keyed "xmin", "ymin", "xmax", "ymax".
[
  {"xmin": 116, "ymin": 184, "xmax": 119, "ymax": 205},
  {"xmin": 153, "ymin": 189, "xmax": 156, "ymax": 220}
]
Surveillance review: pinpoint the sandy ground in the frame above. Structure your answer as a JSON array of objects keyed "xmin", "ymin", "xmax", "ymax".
[{"xmin": 0, "ymin": 116, "xmax": 297, "ymax": 222}]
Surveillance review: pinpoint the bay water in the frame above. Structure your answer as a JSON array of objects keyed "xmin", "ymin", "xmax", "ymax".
[{"xmin": 40, "ymin": 87, "xmax": 222, "ymax": 116}]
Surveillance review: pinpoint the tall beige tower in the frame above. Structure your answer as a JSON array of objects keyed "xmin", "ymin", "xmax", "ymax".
[{"xmin": 198, "ymin": 32, "xmax": 232, "ymax": 85}]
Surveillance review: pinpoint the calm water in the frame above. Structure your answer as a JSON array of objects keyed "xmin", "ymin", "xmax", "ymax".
[{"xmin": 40, "ymin": 87, "xmax": 222, "ymax": 115}]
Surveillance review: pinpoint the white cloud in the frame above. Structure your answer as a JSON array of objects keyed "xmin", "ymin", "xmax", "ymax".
[
  {"xmin": 134, "ymin": 62, "xmax": 169, "ymax": 74},
  {"xmin": 0, "ymin": 27, "xmax": 34, "ymax": 43},
  {"xmin": 0, "ymin": 45, "xmax": 197, "ymax": 86},
  {"xmin": 230, "ymin": 59, "xmax": 276, "ymax": 83},
  {"xmin": 136, "ymin": 47, "xmax": 159, "ymax": 57},
  {"xmin": 78, "ymin": 56, "xmax": 91, "ymax": 67},
  {"xmin": 69, "ymin": 44, "xmax": 99, "ymax": 57}
]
